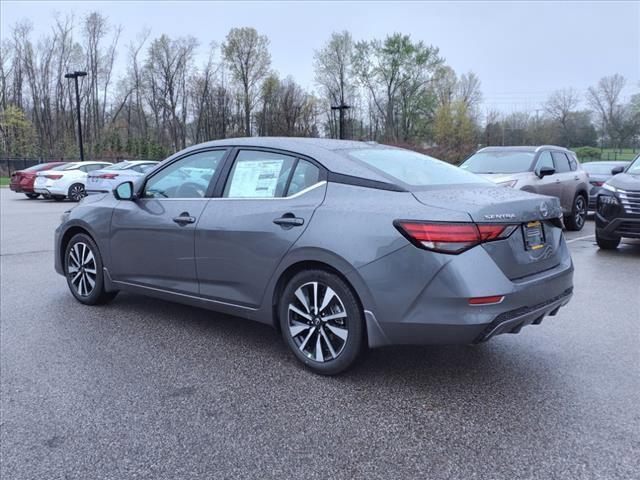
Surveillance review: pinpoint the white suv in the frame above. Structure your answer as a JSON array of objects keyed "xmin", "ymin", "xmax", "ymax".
[{"xmin": 34, "ymin": 161, "xmax": 113, "ymax": 201}]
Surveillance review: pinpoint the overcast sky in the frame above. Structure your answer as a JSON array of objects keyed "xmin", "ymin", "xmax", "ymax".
[{"xmin": 2, "ymin": 1, "xmax": 639, "ymax": 112}]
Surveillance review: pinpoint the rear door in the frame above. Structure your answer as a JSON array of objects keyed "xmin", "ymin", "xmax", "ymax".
[
  {"xmin": 195, "ymin": 149, "xmax": 326, "ymax": 307},
  {"xmin": 109, "ymin": 149, "xmax": 227, "ymax": 294}
]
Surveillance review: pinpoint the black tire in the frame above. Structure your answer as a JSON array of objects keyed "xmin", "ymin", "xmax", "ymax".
[
  {"xmin": 25, "ymin": 193, "xmax": 40, "ymax": 199},
  {"xmin": 68, "ymin": 183, "xmax": 86, "ymax": 202},
  {"xmin": 64, "ymin": 233, "xmax": 118, "ymax": 305},
  {"xmin": 565, "ymin": 194, "xmax": 587, "ymax": 231},
  {"xmin": 596, "ymin": 229, "xmax": 621, "ymax": 250},
  {"xmin": 279, "ymin": 269, "xmax": 364, "ymax": 375}
]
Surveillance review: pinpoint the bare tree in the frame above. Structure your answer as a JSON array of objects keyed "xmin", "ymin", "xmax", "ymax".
[
  {"xmin": 222, "ymin": 27, "xmax": 271, "ymax": 136},
  {"xmin": 545, "ymin": 87, "xmax": 580, "ymax": 146},
  {"xmin": 587, "ymin": 74, "xmax": 627, "ymax": 147}
]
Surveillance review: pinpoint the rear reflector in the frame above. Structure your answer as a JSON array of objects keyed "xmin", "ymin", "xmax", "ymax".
[
  {"xmin": 469, "ymin": 295, "xmax": 505, "ymax": 305},
  {"xmin": 394, "ymin": 221, "xmax": 517, "ymax": 254}
]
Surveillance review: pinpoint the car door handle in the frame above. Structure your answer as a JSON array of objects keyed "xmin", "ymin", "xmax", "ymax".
[
  {"xmin": 173, "ymin": 212, "xmax": 196, "ymax": 225},
  {"xmin": 273, "ymin": 214, "xmax": 304, "ymax": 228},
  {"xmin": 574, "ymin": 176, "xmax": 579, "ymax": 181}
]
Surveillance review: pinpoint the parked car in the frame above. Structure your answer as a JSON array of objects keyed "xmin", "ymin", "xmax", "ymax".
[
  {"xmin": 460, "ymin": 146, "xmax": 590, "ymax": 231},
  {"xmin": 86, "ymin": 160, "xmax": 159, "ymax": 195},
  {"xmin": 34, "ymin": 161, "xmax": 113, "ymax": 201},
  {"xmin": 9, "ymin": 162, "xmax": 68, "ymax": 198},
  {"xmin": 55, "ymin": 138, "xmax": 574, "ymax": 375},
  {"xmin": 595, "ymin": 154, "xmax": 640, "ymax": 249},
  {"xmin": 582, "ymin": 161, "xmax": 630, "ymax": 210}
]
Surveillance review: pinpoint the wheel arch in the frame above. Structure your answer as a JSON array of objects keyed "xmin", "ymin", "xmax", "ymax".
[
  {"xmin": 266, "ymin": 249, "xmax": 374, "ymax": 335},
  {"xmin": 58, "ymin": 223, "xmax": 98, "ymax": 274}
]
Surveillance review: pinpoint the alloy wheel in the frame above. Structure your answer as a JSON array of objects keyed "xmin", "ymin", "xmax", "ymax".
[
  {"xmin": 287, "ymin": 281, "xmax": 349, "ymax": 363},
  {"xmin": 575, "ymin": 196, "xmax": 586, "ymax": 229},
  {"xmin": 67, "ymin": 242, "xmax": 97, "ymax": 297},
  {"xmin": 70, "ymin": 184, "xmax": 85, "ymax": 201}
]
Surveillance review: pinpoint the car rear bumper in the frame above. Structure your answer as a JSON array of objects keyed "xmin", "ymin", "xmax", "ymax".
[
  {"xmin": 34, "ymin": 185, "xmax": 66, "ymax": 196},
  {"xmin": 356, "ymin": 237, "xmax": 574, "ymax": 348}
]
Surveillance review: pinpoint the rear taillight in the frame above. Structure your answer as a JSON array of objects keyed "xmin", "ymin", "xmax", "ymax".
[
  {"xmin": 97, "ymin": 173, "xmax": 119, "ymax": 179},
  {"xmin": 45, "ymin": 174, "xmax": 63, "ymax": 180},
  {"xmin": 394, "ymin": 221, "xmax": 517, "ymax": 254},
  {"xmin": 590, "ymin": 181, "xmax": 604, "ymax": 187}
]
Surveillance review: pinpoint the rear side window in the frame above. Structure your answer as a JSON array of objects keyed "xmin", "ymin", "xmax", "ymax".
[
  {"xmin": 568, "ymin": 154, "xmax": 578, "ymax": 171},
  {"xmin": 552, "ymin": 152, "xmax": 571, "ymax": 173},
  {"xmin": 350, "ymin": 148, "xmax": 490, "ymax": 187},
  {"xmin": 287, "ymin": 160, "xmax": 320, "ymax": 196},
  {"xmin": 224, "ymin": 150, "xmax": 296, "ymax": 198}
]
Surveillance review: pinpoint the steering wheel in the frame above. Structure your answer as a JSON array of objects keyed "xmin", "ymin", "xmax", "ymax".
[{"xmin": 176, "ymin": 182, "xmax": 205, "ymax": 198}]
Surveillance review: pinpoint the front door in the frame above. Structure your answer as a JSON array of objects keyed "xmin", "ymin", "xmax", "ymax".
[
  {"xmin": 109, "ymin": 149, "xmax": 227, "ymax": 294},
  {"xmin": 195, "ymin": 149, "xmax": 326, "ymax": 307},
  {"xmin": 532, "ymin": 150, "xmax": 561, "ymax": 199}
]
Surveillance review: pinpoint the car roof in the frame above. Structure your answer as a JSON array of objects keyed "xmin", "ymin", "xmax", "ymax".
[
  {"xmin": 167, "ymin": 137, "xmax": 398, "ymax": 182},
  {"xmin": 582, "ymin": 160, "xmax": 629, "ymax": 165},
  {"xmin": 477, "ymin": 145, "xmax": 574, "ymax": 154}
]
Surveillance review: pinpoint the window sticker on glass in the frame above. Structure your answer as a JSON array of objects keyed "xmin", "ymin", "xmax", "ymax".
[{"xmin": 227, "ymin": 159, "xmax": 285, "ymax": 198}]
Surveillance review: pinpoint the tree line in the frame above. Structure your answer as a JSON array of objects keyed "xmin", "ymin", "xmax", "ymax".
[{"xmin": 1, "ymin": 12, "xmax": 639, "ymax": 163}]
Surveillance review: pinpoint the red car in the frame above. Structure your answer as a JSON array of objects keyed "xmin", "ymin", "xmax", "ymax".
[{"xmin": 9, "ymin": 162, "xmax": 68, "ymax": 199}]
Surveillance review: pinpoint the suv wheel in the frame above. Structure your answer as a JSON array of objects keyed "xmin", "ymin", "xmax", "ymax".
[
  {"xmin": 279, "ymin": 270, "xmax": 364, "ymax": 375},
  {"xmin": 68, "ymin": 183, "xmax": 86, "ymax": 202},
  {"xmin": 596, "ymin": 228, "xmax": 621, "ymax": 250},
  {"xmin": 65, "ymin": 233, "xmax": 118, "ymax": 305},
  {"xmin": 565, "ymin": 194, "xmax": 587, "ymax": 231}
]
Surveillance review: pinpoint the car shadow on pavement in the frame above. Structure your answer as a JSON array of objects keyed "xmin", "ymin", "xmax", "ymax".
[{"xmin": 107, "ymin": 291, "xmax": 567, "ymax": 395}]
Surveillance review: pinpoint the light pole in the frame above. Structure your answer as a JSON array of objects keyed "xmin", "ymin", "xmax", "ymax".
[
  {"xmin": 331, "ymin": 103, "xmax": 351, "ymax": 140},
  {"xmin": 65, "ymin": 71, "xmax": 87, "ymax": 161}
]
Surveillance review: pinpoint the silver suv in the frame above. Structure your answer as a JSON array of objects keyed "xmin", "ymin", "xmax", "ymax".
[{"xmin": 461, "ymin": 146, "xmax": 590, "ymax": 231}]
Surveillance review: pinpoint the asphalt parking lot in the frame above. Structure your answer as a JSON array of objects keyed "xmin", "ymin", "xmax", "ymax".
[{"xmin": 1, "ymin": 187, "xmax": 639, "ymax": 479}]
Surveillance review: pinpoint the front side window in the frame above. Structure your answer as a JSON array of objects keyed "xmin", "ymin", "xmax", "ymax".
[
  {"xmin": 350, "ymin": 148, "xmax": 491, "ymax": 186},
  {"xmin": 223, "ymin": 150, "xmax": 296, "ymax": 198},
  {"xmin": 460, "ymin": 151, "xmax": 536, "ymax": 174},
  {"xmin": 144, "ymin": 150, "xmax": 225, "ymax": 199},
  {"xmin": 536, "ymin": 151, "xmax": 554, "ymax": 171},
  {"xmin": 552, "ymin": 152, "xmax": 571, "ymax": 173},
  {"xmin": 628, "ymin": 155, "xmax": 640, "ymax": 174}
]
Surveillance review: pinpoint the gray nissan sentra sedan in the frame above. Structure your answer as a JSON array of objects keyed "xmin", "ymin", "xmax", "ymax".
[{"xmin": 55, "ymin": 138, "xmax": 574, "ymax": 375}]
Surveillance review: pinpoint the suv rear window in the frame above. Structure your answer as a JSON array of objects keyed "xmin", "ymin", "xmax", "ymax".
[
  {"xmin": 460, "ymin": 151, "xmax": 536, "ymax": 174},
  {"xmin": 347, "ymin": 148, "xmax": 489, "ymax": 187}
]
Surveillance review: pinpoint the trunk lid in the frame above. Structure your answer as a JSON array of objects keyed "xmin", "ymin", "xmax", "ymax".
[{"xmin": 412, "ymin": 186, "xmax": 565, "ymax": 280}]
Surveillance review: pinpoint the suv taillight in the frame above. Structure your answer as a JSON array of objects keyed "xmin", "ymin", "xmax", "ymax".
[{"xmin": 394, "ymin": 221, "xmax": 517, "ymax": 254}]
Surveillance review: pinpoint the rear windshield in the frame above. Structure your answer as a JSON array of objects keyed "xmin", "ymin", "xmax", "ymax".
[
  {"xmin": 346, "ymin": 148, "xmax": 489, "ymax": 187},
  {"xmin": 583, "ymin": 163, "xmax": 629, "ymax": 175},
  {"xmin": 108, "ymin": 162, "xmax": 134, "ymax": 170},
  {"xmin": 460, "ymin": 151, "xmax": 536, "ymax": 174},
  {"xmin": 24, "ymin": 163, "xmax": 61, "ymax": 172},
  {"xmin": 51, "ymin": 163, "xmax": 79, "ymax": 171}
]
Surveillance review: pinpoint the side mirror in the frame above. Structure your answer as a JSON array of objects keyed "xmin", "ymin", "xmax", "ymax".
[
  {"xmin": 537, "ymin": 166, "xmax": 556, "ymax": 178},
  {"xmin": 113, "ymin": 181, "xmax": 135, "ymax": 201},
  {"xmin": 611, "ymin": 166, "xmax": 624, "ymax": 175}
]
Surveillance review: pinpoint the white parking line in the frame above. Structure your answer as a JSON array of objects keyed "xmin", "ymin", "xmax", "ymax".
[{"xmin": 566, "ymin": 235, "xmax": 595, "ymax": 244}]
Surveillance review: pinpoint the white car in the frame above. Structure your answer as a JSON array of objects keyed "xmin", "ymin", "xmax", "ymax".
[
  {"xmin": 34, "ymin": 161, "xmax": 113, "ymax": 201},
  {"xmin": 86, "ymin": 160, "xmax": 159, "ymax": 195}
]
